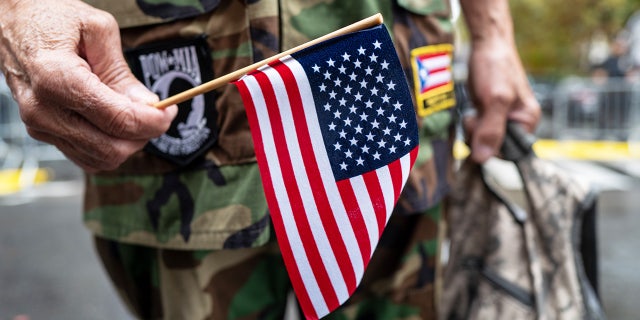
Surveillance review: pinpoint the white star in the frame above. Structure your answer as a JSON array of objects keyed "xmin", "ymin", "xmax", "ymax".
[
  {"xmin": 345, "ymin": 149, "xmax": 353, "ymax": 158},
  {"xmin": 365, "ymin": 66, "xmax": 373, "ymax": 75},
  {"xmin": 344, "ymin": 85, "xmax": 352, "ymax": 94},
  {"xmin": 340, "ymin": 162, "xmax": 348, "ymax": 170},
  {"xmin": 355, "ymin": 124, "xmax": 363, "ymax": 134},
  {"xmin": 354, "ymin": 92, "xmax": 363, "ymax": 101},
  {"xmin": 404, "ymin": 138, "xmax": 412, "ymax": 146},
  {"xmin": 394, "ymin": 133, "xmax": 402, "ymax": 141},
  {"xmin": 388, "ymin": 114, "xmax": 397, "ymax": 123},
  {"xmin": 366, "ymin": 132, "xmax": 375, "ymax": 141},
  {"xmin": 349, "ymin": 137, "xmax": 358, "ymax": 146},
  {"xmin": 399, "ymin": 120, "xmax": 408, "ymax": 129},
  {"xmin": 389, "ymin": 146, "xmax": 397, "ymax": 153},
  {"xmin": 376, "ymin": 74, "xmax": 384, "ymax": 83},
  {"xmin": 369, "ymin": 53, "xmax": 378, "ymax": 63},
  {"xmin": 343, "ymin": 117, "xmax": 352, "ymax": 126},
  {"xmin": 323, "ymin": 103, "xmax": 331, "ymax": 111},
  {"xmin": 333, "ymin": 110, "xmax": 341, "ymax": 118},
  {"xmin": 349, "ymin": 72, "xmax": 358, "ymax": 81},
  {"xmin": 381, "ymin": 94, "xmax": 390, "ymax": 103},
  {"xmin": 371, "ymin": 119, "xmax": 380, "ymax": 129},
  {"xmin": 376, "ymin": 107, "xmax": 385, "ymax": 115},
  {"xmin": 419, "ymin": 66, "xmax": 429, "ymax": 83},
  {"xmin": 338, "ymin": 97, "xmax": 347, "ymax": 106},
  {"xmin": 382, "ymin": 127, "xmax": 391, "ymax": 135},
  {"xmin": 333, "ymin": 141, "xmax": 342, "ymax": 150},
  {"xmin": 393, "ymin": 101, "xmax": 403, "ymax": 110},
  {"xmin": 359, "ymin": 79, "xmax": 368, "ymax": 88},
  {"xmin": 329, "ymin": 122, "xmax": 337, "ymax": 131},
  {"xmin": 339, "ymin": 130, "xmax": 347, "ymax": 139},
  {"xmin": 361, "ymin": 145, "xmax": 370, "ymax": 153},
  {"xmin": 312, "ymin": 64, "xmax": 321, "ymax": 72},
  {"xmin": 359, "ymin": 112, "xmax": 368, "ymax": 121},
  {"xmin": 373, "ymin": 40, "xmax": 382, "ymax": 49},
  {"xmin": 370, "ymin": 87, "xmax": 379, "ymax": 96},
  {"xmin": 373, "ymin": 151, "xmax": 381, "ymax": 160},
  {"xmin": 338, "ymin": 65, "xmax": 347, "ymax": 74},
  {"xmin": 319, "ymin": 83, "xmax": 327, "ymax": 92},
  {"xmin": 327, "ymin": 58, "xmax": 335, "ymax": 67},
  {"xmin": 324, "ymin": 71, "xmax": 331, "ymax": 80},
  {"xmin": 377, "ymin": 139, "xmax": 386, "ymax": 148},
  {"xmin": 342, "ymin": 52, "xmax": 351, "ymax": 61},
  {"xmin": 333, "ymin": 78, "xmax": 342, "ymax": 87},
  {"xmin": 349, "ymin": 105, "xmax": 357, "ymax": 113},
  {"xmin": 381, "ymin": 60, "xmax": 389, "ymax": 69},
  {"xmin": 365, "ymin": 100, "xmax": 374, "ymax": 108},
  {"xmin": 387, "ymin": 81, "xmax": 396, "ymax": 90},
  {"xmin": 356, "ymin": 157, "xmax": 365, "ymax": 166},
  {"xmin": 354, "ymin": 59, "xmax": 362, "ymax": 68},
  {"xmin": 329, "ymin": 91, "xmax": 337, "ymax": 99},
  {"xmin": 358, "ymin": 46, "xmax": 366, "ymax": 55}
]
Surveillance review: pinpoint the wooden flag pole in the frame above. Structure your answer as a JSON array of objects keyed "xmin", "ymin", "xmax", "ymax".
[{"xmin": 153, "ymin": 13, "xmax": 384, "ymax": 109}]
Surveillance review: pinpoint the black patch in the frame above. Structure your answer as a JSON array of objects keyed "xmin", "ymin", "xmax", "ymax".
[
  {"xmin": 136, "ymin": 0, "xmax": 220, "ymax": 20},
  {"xmin": 126, "ymin": 35, "xmax": 218, "ymax": 166}
]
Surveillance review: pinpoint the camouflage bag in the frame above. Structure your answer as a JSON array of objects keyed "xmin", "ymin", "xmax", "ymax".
[{"xmin": 440, "ymin": 123, "xmax": 606, "ymax": 320}]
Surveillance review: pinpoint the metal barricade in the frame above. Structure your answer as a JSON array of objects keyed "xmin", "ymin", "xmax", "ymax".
[{"xmin": 551, "ymin": 77, "xmax": 640, "ymax": 141}]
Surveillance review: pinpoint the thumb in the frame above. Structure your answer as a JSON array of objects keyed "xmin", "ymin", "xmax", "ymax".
[{"xmin": 470, "ymin": 107, "xmax": 508, "ymax": 163}]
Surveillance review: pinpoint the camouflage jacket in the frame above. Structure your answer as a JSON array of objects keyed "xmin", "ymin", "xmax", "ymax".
[{"xmin": 83, "ymin": 0, "xmax": 455, "ymax": 249}]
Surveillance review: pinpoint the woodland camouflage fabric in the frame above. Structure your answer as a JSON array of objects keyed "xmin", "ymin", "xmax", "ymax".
[
  {"xmin": 95, "ymin": 205, "xmax": 443, "ymax": 319},
  {"xmin": 82, "ymin": 0, "xmax": 454, "ymax": 318},
  {"xmin": 83, "ymin": 0, "xmax": 454, "ymax": 251}
]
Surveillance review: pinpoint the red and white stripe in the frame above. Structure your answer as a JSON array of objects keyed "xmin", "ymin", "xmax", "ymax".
[
  {"xmin": 235, "ymin": 55, "xmax": 417, "ymax": 320},
  {"xmin": 418, "ymin": 52, "xmax": 452, "ymax": 93}
]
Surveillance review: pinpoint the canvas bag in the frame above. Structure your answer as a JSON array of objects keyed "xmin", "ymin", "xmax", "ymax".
[{"xmin": 440, "ymin": 123, "xmax": 606, "ymax": 320}]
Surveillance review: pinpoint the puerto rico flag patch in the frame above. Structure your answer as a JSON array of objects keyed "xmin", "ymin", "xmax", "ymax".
[{"xmin": 410, "ymin": 44, "xmax": 455, "ymax": 117}]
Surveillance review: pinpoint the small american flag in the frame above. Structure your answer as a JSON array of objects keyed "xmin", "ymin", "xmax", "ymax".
[{"xmin": 234, "ymin": 25, "xmax": 418, "ymax": 319}]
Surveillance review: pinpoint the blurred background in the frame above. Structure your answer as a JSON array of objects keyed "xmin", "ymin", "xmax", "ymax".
[{"xmin": 2, "ymin": 0, "xmax": 640, "ymax": 319}]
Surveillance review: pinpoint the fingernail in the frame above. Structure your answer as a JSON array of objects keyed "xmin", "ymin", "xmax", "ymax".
[
  {"xmin": 128, "ymin": 86, "xmax": 158, "ymax": 104},
  {"xmin": 473, "ymin": 145, "xmax": 494, "ymax": 163},
  {"xmin": 166, "ymin": 105, "xmax": 179, "ymax": 118}
]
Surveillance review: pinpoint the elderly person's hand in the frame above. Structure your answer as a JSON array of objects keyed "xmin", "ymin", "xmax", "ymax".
[
  {"xmin": 0, "ymin": 0, "xmax": 177, "ymax": 172},
  {"xmin": 460, "ymin": 0, "xmax": 541, "ymax": 163}
]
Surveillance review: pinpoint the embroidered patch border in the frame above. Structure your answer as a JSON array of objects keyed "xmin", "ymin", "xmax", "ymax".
[
  {"xmin": 126, "ymin": 35, "xmax": 218, "ymax": 166},
  {"xmin": 410, "ymin": 44, "xmax": 456, "ymax": 117}
]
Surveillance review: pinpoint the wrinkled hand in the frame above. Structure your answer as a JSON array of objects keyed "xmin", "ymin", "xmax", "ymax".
[
  {"xmin": 464, "ymin": 38, "xmax": 541, "ymax": 163},
  {"xmin": 0, "ymin": 0, "xmax": 177, "ymax": 172}
]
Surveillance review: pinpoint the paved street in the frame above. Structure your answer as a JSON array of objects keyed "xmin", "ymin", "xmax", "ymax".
[
  {"xmin": 1, "ymin": 159, "xmax": 640, "ymax": 319},
  {"xmin": 0, "ymin": 178, "xmax": 132, "ymax": 320}
]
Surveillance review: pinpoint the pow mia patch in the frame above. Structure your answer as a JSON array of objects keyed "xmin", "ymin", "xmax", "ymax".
[{"xmin": 126, "ymin": 35, "xmax": 218, "ymax": 166}]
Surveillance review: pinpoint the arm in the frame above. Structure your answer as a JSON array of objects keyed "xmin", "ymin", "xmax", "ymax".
[
  {"xmin": 459, "ymin": 0, "xmax": 541, "ymax": 163},
  {"xmin": 0, "ymin": 0, "xmax": 177, "ymax": 172}
]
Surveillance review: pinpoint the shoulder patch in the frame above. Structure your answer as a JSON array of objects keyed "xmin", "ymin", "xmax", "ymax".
[{"xmin": 410, "ymin": 44, "xmax": 456, "ymax": 117}]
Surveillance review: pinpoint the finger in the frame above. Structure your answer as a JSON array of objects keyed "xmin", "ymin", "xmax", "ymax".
[
  {"xmin": 507, "ymin": 96, "xmax": 542, "ymax": 134},
  {"xmin": 470, "ymin": 105, "xmax": 509, "ymax": 163},
  {"xmin": 28, "ymin": 126, "xmax": 147, "ymax": 172},
  {"xmin": 30, "ymin": 59, "xmax": 175, "ymax": 140},
  {"xmin": 20, "ymin": 103, "xmax": 148, "ymax": 170},
  {"xmin": 27, "ymin": 128, "xmax": 102, "ymax": 172}
]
